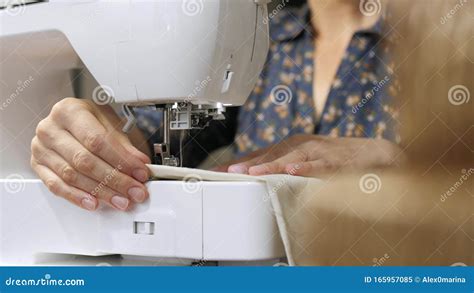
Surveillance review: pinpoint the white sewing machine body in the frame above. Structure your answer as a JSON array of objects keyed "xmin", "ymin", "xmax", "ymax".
[
  {"xmin": 0, "ymin": 0, "xmax": 284, "ymax": 265},
  {"xmin": 0, "ymin": 0, "xmax": 269, "ymax": 106},
  {"xmin": 1, "ymin": 180, "xmax": 284, "ymax": 265}
]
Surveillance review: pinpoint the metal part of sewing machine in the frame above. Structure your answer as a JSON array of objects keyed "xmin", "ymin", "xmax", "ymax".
[
  {"xmin": 122, "ymin": 102, "xmax": 226, "ymax": 167},
  {"xmin": 0, "ymin": 0, "xmax": 284, "ymax": 266}
]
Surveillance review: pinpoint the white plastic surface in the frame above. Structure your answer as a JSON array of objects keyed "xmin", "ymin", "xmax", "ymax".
[
  {"xmin": 0, "ymin": 180, "xmax": 284, "ymax": 265},
  {"xmin": 0, "ymin": 0, "xmax": 276, "ymax": 265},
  {"xmin": 203, "ymin": 182, "xmax": 285, "ymax": 261},
  {"xmin": 0, "ymin": 0, "xmax": 269, "ymax": 177},
  {"xmin": 0, "ymin": 0, "xmax": 269, "ymax": 105}
]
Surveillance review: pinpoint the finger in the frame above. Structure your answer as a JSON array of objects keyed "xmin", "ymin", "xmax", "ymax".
[
  {"xmin": 285, "ymin": 160, "xmax": 335, "ymax": 178},
  {"xmin": 227, "ymin": 149, "xmax": 280, "ymax": 174},
  {"xmin": 223, "ymin": 143, "xmax": 281, "ymax": 174},
  {"xmin": 41, "ymin": 128, "xmax": 149, "ymax": 203},
  {"xmin": 228, "ymin": 143, "xmax": 305, "ymax": 174},
  {"xmin": 32, "ymin": 139, "xmax": 131, "ymax": 210},
  {"xmin": 54, "ymin": 105, "xmax": 150, "ymax": 183},
  {"xmin": 227, "ymin": 155, "xmax": 267, "ymax": 174},
  {"xmin": 118, "ymin": 136, "xmax": 152, "ymax": 165},
  {"xmin": 95, "ymin": 105, "xmax": 151, "ymax": 164},
  {"xmin": 213, "ymin": 155, "xmax": 258, "ymax": 173},
  {"xmin": 248, "ymin": 150, "xmax": 308, "ymax": 176},
  {"xmin": 31, "ymin": 161, "xmax": 98, "ymax": 211},
  {"xmin": 210, "ymin": 165, "xmax": 230, "ymax": 172}
]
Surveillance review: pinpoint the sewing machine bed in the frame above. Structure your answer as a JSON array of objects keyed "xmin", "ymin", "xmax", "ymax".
[{"xmin": 0, "ymin": 179, "xmax": 285, "ymax": 265}]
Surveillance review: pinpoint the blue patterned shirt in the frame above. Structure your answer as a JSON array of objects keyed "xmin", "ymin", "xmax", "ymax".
[
  {"xmin": 235, "ymin": 4, "xmax": 397, "ymax": 157},
  {"xmin": 135, "ymin": 4, "xmax": 397, "ymax": 167}
]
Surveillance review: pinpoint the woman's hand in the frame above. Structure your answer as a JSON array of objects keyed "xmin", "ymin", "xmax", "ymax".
[
  {"xmin": 30, "ymin": 98, "xmax": 151, "ymax": 211},
  {"xmin": 222, "ymin": 135, "xmax": 404, "ymax": 177}
]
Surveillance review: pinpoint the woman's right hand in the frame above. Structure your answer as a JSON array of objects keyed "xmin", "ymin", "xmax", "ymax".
[{"xmin": 30, "ymin": 98, "xmax": 151, "ymax": 211}]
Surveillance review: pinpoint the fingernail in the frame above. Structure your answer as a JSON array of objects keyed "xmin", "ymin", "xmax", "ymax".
[
  {"xmin": 81, "ymin": 197, "xmax": 97, "ymax": 211},
  {"xmin": 249, "ymin": 165, "xmax": 267, "ymax": 175},
  {"xmin": 132, "ymin": 169, "xmax": 149, "ymax": 182},
  {"xmin": 228, "ymin": 164, "xmax": 248, "ymax": 174},
  {"xmin": 128, "ymin": 187, "xmax": 146, "ymax": 203},
  {"xmin": 111, "ymin": 196, "xmax": 129, "ymax": 210}
]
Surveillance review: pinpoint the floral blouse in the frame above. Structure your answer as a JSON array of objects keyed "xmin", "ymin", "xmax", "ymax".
[{"xmin": 135, "ymin": 4, "xmax": 398, "ymax": 167}]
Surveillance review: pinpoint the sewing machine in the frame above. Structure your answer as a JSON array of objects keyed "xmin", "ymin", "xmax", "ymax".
[{"xmin": 0, "ymin": 0, "xmax": 285, "ymax": 265}]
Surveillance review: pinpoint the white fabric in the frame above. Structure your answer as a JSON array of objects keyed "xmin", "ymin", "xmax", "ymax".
[
  {"xmin": 147, "ymin": 164, "xmax": 320, "ymax": 265},
  {"xmin": 147, "ymin": 164, "xmax": 260, "ymax": 182}
]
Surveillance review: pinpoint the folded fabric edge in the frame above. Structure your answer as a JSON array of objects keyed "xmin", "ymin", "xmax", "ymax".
[
  {"xmin": 267, "ymin": 185, "xmax": 296, "ymax": 266},
  {"xmin": 146, "ymin": 164, "xmax": 263, "ymax": 182}
]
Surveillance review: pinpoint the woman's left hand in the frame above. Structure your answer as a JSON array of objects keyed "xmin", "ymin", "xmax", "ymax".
[{"xmin": 219, "ymin": 135, "xmax": 404, "ymax": 178}]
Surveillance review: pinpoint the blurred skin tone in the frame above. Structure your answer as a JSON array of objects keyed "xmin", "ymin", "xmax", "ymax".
[
  {"xmin": 285, "ymin": 0, "xmax": 473, "ymax": 265},
  {"xmin": 30, "ymin": 0, "xmax": 402, "ymax": 211},
  {"xmin": 217, "ymin": 135, "xmax": 402, "ymax": 178},
  {"xmin": 225, "ymin": 0, "xmax": 403, "ymax": 176}
]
